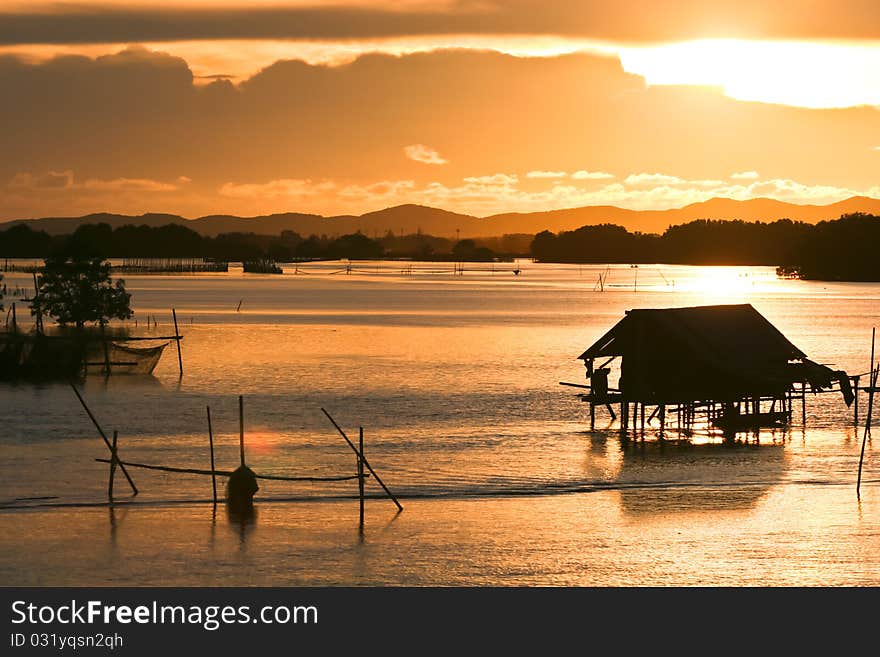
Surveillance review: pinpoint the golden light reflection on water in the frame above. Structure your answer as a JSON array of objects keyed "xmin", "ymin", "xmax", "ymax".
[
  {"xmin": 0, "ymin": 262, "xmax": 878, "ymax": 585},
  {"xmin": 672, "ymin": 265, "xmax": 769, "ymax": 299}
]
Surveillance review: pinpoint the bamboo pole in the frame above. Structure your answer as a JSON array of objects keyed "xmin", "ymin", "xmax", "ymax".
[
  {"xmin": 857, "ymin": 328, "xmax": 876, "ymax": 496},
  {"xmin": 854, "ymin": 375, "xmax": 860, "ymax": 427},
  {"xmin": 93, "ymin": 458, "xmax": 364, "ymax": 482},
  {"xmin": 359, "ymin": 427, "xmax": 365, "ymax": 529},
  {"xmin": 100, "ymin": 322, "xmax": 110, "ymax": 377},
  {"xmin": 110, "ymin": 335, "xmax": 183, "ymax": 341},
  {"xmin": 239, "ymin": 395, "xmax": 245, "ymax": 466},
  {"xmin": 172, "ymin": 308, "xmax": 183, "ymax": 378},
  {"xmin": 801, "ymin": 383, "xmax": 807, "ymax": 425},
  {"xmin": 70, "ymin": 382, "xmax": 138, "ymax": 495},
  {"xmin": 857, "ymin": 363, "xmax": 877, "ymax": 497},
  {"xmin": 32, "ymin": 272, "xmax": 42, "ymax": 334},
  {"xmin": 321, "ymin": 408, "xmax": 403, "ymax": 512},
  {"xmin": 207, "ymin": 405, "xmax": 217, "ymax": 505},
  {"xmin": 108, "ymin": 430, "xmax": 118, "ymax": 501}
]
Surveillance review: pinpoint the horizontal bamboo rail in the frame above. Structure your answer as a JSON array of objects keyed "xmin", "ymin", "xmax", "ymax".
[{"xmin": 94, "ymin": 458, "xmax": 366, "ymax": 482}]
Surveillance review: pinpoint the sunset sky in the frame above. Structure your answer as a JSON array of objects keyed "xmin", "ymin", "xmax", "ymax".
[{"xmin": 1, "ymin": 1, "xmax": 879, "ymax": 219}]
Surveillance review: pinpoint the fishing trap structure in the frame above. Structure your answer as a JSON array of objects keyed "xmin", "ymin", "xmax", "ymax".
[{"xmin": 72, "ymin": 386, "xmax": 402, "ymax": 528}]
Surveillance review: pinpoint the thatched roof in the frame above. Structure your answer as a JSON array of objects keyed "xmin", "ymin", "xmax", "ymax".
[
  {"xmin": 577, "ymin": 304, "xmax": 848, "ymax": 403},
  {"xmin": 579, "ymin": 304, "xmax": 805, "ymax": 364}
]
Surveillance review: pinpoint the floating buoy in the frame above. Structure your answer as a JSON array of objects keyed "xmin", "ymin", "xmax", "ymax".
[{"xmin": 227, "ymin": 464, "xmax": 259, "ymax": 511}]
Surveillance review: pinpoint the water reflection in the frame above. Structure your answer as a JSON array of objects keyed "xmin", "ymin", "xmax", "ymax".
[
  {"xmin": 614, "ymin": 438, "xmax": 789, "ymax": 515},
  {"xmin": 82, "ymin": 374, "xmax": 167, "ymax": 394},
  {"xmin": 226, "ymin": 505, "xmax": 258, "ymax": 548},
  {"xmin": 0, "ymin": 262, "xmax": 877, "ymax": 585},
  {"xmin": 108, "ymin": 505, "xmax": 128, "ymax": 547}
]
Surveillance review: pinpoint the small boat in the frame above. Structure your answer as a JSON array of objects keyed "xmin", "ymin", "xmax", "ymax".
[{"xmin": 85, "ymin": 341, "xmax": 169, "ymax": 375}]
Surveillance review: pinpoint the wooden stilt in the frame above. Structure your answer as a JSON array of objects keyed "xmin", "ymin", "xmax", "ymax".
[
  {"xmin": 239, "ymin": 394, "xmax": 245, "ymax": 466},
  {"xmin": 802, "ymin": 383, "xmax": 807, "ymax": 426},
  {"xmin": 32, "ymin": 272, "xmax": 43, "ymax": 334},
  {"xmin": 172, "ymin": 308, "xmax": 183, "ymax": 378},
  {"xmin": 108, "ymin": 430, "xmax": 118, "ymax": 501},
  {"xmin": 589, "ymin": 399, "xmax": 595, "ymax": 430},
  {"xmin": 100, "ymin": 322, "xmax": 110, "ymax": 377},
  {"xmin": 858, "ymin": 328, "xmax": 876, "ymax": 497},
  {"xmin": 358, "ymin": 427, "xmax": 365, "ymax": 529},
  {"xmin": 854, "ymin": 376, "xmax": 860, "ymax": 427},
  {"xmin": 857, "ymin": 363, "xmax": 877, "ymax": 497},
  {"xmin": 207, "ymin": 405, "xmax": 217, "ymax": 505}
]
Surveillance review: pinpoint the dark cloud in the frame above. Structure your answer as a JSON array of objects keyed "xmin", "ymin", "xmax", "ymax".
[
  {"xmin": 1, "ymin": 1, "xmax": 880, "ymax": 45},
  {"xmin": 0, "ymin": 47, "xmax": 878, "ymax": 219}
]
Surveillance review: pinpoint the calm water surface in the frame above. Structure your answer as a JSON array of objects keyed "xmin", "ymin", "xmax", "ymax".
[{"xmin": 1, "ymin": 261, "xmax": 878, "ymax": 585}]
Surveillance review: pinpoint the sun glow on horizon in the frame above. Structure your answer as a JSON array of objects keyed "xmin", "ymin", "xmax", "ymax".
[
  {"xmin": 619, "ymin": 39, "xmax": 880, "ymax": 109},
  {"xmin": 671, "ymin": 266, "xmax": 794, "ymax": 302}
]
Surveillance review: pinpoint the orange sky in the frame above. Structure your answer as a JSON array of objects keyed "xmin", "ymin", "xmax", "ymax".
[{"xmin": 0, "ymin": 1, "xmax": 878, "ymax": 219}]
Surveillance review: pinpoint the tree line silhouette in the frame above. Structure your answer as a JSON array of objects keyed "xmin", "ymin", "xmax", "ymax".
[
  {"xmin": 0, "ymin": 222, "xmax": 525, "ymax": 262},
  {"xmin": 1, "ymin": 213, "xmax": 878, "ymax": 280},
  {"xmin": 530, "ymin": 213, "xmax": 880, "ymax": 280},
  {"xmin": 0, "ymin": 223, "xmax": 386, "ymax": 261}
]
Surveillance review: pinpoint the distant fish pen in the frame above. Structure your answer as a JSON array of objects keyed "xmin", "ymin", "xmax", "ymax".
[
  {"xmin": 1, "ymin": 304, "xmax": 184, "ymax": 380},
  {"xmin": 242, "ymin": 260, "xmax": 283, "ymax": 274},
  {"xmin": 114, "ymin": 258, "xmax": 228, "ymax": 273},
  {"xmin": 2, "ymin": 259, "xmax": 41, "ymax": 273},
  {"xmin": 561, "ymin": 304, "xmax": 861, "ymax": 438}
]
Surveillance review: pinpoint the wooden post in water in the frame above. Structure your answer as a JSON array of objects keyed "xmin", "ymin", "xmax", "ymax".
[
  {"xmin": 358, "ymin": 427, "xmax": 365, "ymax": 529},
  {"xmin": 172, "ymin": 308, "xmax": 183, "ymax": 378},
  {"xmin": 239, "ymin": 395, "xmax": 245, "ymax": 466},
  {"xmin": 801, "ymin": 383, "xmax": 807, "ymax": 426},
  {"xmin": 100, "ymin": 322, "xmax": 111, "ymax": 377},
  {"xmin": 321, "ymin": 408, "xmax": 402, "ymax": 512},
  {"xmin": 207, "ymin": 405, "xmax": 217, "ymax": 505},
  {"xmin": 108, "ymin": 430, "xmax": 118, "ymax": 501},
  {"xmin": 857, "ymin": 328, "xmax": 876, "ymax": 497},
  {"xmin": 857, "ymin": 362, "xmax": 877, "ymax": 497},
  {"xmin": 11, "ymin": 302, "xmax": 16, "ymax": 332},
  {"xmin": 70, "ymin": 382, "xmax": 138, "ymax": 495},
  {"xmin": 867, "ymin": 328, "xmax": 875, "ymax": 434},
  {"xmin": 853, "ymin": 375, "xmax": 860, "ymax": 427},
  {"xmin": 32, "ymin": 272, "xmax": 43, "ymax": 334}
]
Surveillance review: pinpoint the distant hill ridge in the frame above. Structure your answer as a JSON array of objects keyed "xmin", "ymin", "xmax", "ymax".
[{"xmin": 3, "ymin": 196, "xmax": 879, "ymax": 238}]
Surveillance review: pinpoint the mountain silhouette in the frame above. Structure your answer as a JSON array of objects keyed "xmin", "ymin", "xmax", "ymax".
[{"xmin": 3, "ymin": 197, "xmax": 880, "ymax": 238}]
